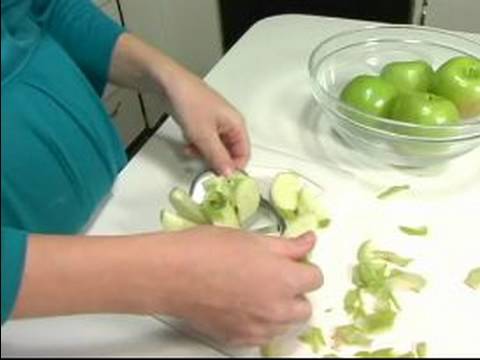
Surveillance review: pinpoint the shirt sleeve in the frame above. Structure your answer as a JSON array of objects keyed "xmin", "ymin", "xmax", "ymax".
[
  {"xmin": 1, "ymin": 227, "xmax": 28, "ymax": 325},
  {"xmin": 31, "ymin": 0, "xmax": 126, "ymax": 95}
]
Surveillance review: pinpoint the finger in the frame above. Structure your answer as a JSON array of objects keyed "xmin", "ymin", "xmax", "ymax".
[
  {"xmin": 195, "ymin": 133, "xmax": 235, "ymax": 176},
  {"xmin": 277, "ymin": 298, "xmax": 313, "ymax": 324},
  {"xmin": 267, "ymin": 324, "xmax": 292, "ymax": 337},
  {"xmin": 292, "ymin": 263, "xmax": 324, "ymax": 294},
  {"xmin": 242, "ymin": 327, "xmax": 288, "ymax": 347},
  {"xmin": 265, "ymin": 232, "xmax": 316, "ymax": 261},
  {"xmin": 217, "ymin": 113, "xmax": 251, "ymax": 169},
  {"xmin": 238, "ymin": 324, "xmax": 289, "ymax": 347},
  {"xmin": 236, "ymin": 336, "xmax": 271, "ymax": 347},
  {"xmin": 221, "ymin": 125, "xmax": 251, "ymax": 170},
  {"xmin": 184, "ymin": 143, "xmax": 202, "ymax": 158}
]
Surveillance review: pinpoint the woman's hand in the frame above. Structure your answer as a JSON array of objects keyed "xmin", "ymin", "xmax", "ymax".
[
  {"xmin": 109, "ymin": 33, "xmax": 250, "ymax": 176},
  {"xmin": 163, "ymin": 71, "xmax": 250, "ymax": 176},
  {"xmin": 137, "ymin": 227, "xmax": 323, "ymax": 346}
]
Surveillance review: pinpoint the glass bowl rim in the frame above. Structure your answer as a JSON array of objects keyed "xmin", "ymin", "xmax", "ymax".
[{"xmin": 308, "ymin": 24, "xmax": 480, "ymax": 139}]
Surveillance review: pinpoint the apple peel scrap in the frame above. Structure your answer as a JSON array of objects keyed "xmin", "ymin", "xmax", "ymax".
[
  {"xmin": 298, "ymin": 326, "xmax": 327, "ymax": 354},
  {"xmin": 330, "ymin": 241, "xmax": 427, "ymax": 355},
  {"xmin": 465, "ymin": 267, "xmax": 480, "ymax": 290},
  {"xmin": 399, "ymin": 226, "xmax": 429, "ymax": 237},
  {"xmin": 377, "ymin": 185, "xmax": 411, "ymax": 200},
  {"xmin": 290, "ymin": 241, "xmax": 427, "ymax": 358},
  {"xmin": 355, "ymin": 342, "xmax": 427, "ymax": 358}
]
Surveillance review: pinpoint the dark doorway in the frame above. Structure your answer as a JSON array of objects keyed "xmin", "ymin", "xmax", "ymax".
[{"xmin": 220, "ymin": 0, "xmax": 414, "ymax": 51}]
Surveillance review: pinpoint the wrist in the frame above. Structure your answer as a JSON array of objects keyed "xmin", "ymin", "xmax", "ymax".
[
  {"xmin": 146, "ymin": 52, "xmax": 189, "ymax": 106},
  {"xmin": 110, "ymin": 33, "xmax": 174, "ymax": 96},
  {"xmin": 122, "ymin": 232, "xmax": 185, "ymax": 316}
]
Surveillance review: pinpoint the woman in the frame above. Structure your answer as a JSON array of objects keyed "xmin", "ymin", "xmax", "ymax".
[{"xmin": 1, "ymin": 0, "xmax": 323, "ymax": 346}]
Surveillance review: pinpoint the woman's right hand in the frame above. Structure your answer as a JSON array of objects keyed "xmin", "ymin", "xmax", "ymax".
[
  {"xmin": 13, "ymin": 226, "xmax": 322, "ymax": 347},
  {"xmin": 136, "ymin": 226, "xmax": 323, "ymax": 347}
]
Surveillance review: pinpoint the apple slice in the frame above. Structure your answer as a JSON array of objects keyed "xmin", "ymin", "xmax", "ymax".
[
  {"xmin": 169, "ymin": 187, "xmax": 208, "ymax": 224},
  {"xmin": 231, "ymin": 175, "xmax": 261, "ymax": 225},
  {"xmin": 160, "ymin": 210, "xmax": 197, "ymax": 231},
  {"xmin": 203, "ymin": 175, "xmax": 230, "ymax": 195},
  {"xmin": 201, "ymin": 190, "xmax": 240, "ymax": 228},
  {"xmin": 285, "ymin": 213, "xmax": 318, "ymax": 238},
  {"xmin": 271, "ymin": 172, "xmax": 303, "ymax": 219},
  {"xmin": 297, "ymin": 187, "xmax": 330, "ymax": 228}
]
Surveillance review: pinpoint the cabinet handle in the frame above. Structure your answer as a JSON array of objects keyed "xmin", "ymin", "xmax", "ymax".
[
  {"xmin": 109, "ymin": 101, "xmax": 122, "ymax": 118},
  {"xmin": 419, "ymin": 0, "xmax": 429, "ymax": 25}
]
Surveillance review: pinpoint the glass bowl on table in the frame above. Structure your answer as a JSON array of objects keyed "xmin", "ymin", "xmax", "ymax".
[{"xmin": 308, "ymin": 25, "xmax": 480, "ymax": 168}]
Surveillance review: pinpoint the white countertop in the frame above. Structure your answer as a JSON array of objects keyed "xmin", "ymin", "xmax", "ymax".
[
  {"xmin": 2, "ymin": 15, "xmax": 479, "ymax": 358},
  {"xmin": 1, "ymin": 315, "xmax": 225, "ymax": 358}
]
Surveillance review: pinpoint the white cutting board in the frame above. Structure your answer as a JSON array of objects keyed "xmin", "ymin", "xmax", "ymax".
[{"xmin": 158, "ymin": 148, "xmax": 480, "ymax": 358}]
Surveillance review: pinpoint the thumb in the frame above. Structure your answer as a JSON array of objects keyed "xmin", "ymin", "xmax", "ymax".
[
  {"xmin": 195, "ymin": 134, "xmax": 235, "ymax": 176},
  {"xmin": 267, "ymin": 231, "xmax": 316, "ymax": 261},
  {"xmin": 184, "ymin": 143, "xmax": 202, "ymax": 158}
]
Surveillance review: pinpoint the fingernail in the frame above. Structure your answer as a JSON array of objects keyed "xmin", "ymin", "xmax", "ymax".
[
  {"xmin": 223, "ymin": 166, "xmax": 233, "ymax": 177},
  {"xmin": 298, "ymin": 232, "xmax": 315, "ymax": 245}
]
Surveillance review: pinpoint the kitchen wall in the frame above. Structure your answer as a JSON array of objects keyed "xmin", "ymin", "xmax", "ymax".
[
  {"xmin": 119, "ymin": 0, "xmax": 224, "ymax": 77},
  {"xmin": 412, "ymin": 0, "xmax": 480, "ymax": 33}
]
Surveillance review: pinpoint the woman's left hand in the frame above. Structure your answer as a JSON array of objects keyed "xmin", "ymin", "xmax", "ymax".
[
  {"xmin": 109, "ymin": 33, "xmax": 250, "ymax": 176},
  {"xmin": 165, "ymin": 70, "xmax": 250, "ymax": 176}
]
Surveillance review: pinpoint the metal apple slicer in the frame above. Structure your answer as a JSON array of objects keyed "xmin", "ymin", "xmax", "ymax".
[{"xmin": 189, "ymin": 169, "xmax": 287, "ymax": 235}]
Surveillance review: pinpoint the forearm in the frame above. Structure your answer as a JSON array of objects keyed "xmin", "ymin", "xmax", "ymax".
[
  {"xmin": 13, "ymin": 232, "xmax": 172, "ymax": 319},
  {"xmin": 108, "ymin": 33, "xmax": 188, "ymax": 100},
  {"xmin": 108, "ymin": 33, "xmax": 250, "ymax": 175}
]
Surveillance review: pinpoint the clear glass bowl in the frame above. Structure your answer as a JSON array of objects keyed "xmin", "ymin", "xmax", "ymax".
[{"xmin": 308, "ymin": 25, "xmax": 480, "ymax": 168}]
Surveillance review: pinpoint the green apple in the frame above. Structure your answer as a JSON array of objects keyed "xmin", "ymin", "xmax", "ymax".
[
  {"xmin": 390, "ymin": 93, "xmax": 460, "ymax": 158},
  {"xmin": 380, "ymin": 60, "xmax": 435, "ymax": 93},
  {"xmin": 391, "ymin": 92, "xmax": 460, "ymax": 136},
  {"xmin": 340, "ymin": 75, "xmax": 398, "ymax": 128},
  {"xmin": 433, "ymin": 56, "xmax": 480, "ymax": 118},
  {"xmin": 341, "ymin": 75, "xmax": 398, "ymax": 117}
]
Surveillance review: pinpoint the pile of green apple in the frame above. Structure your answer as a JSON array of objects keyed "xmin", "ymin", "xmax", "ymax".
[
  {"xmin": 160, "ymin": 171, "xmax": 330, "ymax": 238},
  {"xmin": 340, "ymin": 56, "xmax": 480, "ymax": 136},
  {"xmin": 160, "ymin": 171, "xmax": 261, "ymax": 231}
]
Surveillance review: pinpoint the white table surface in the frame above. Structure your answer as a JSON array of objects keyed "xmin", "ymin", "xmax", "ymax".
[{"xmin": 2, "ymin": 15, "xmax": 479, "ymax": 358}]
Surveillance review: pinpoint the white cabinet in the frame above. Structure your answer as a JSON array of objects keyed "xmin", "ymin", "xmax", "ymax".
[
  {"xmin": 118, "ymin": 0, "xmax": 224, "ymax": 127},
  {"xmin": 141, "ymin": 93, "xmax": 168, "ymax": 128},
  {"xmin": 413, "ymin": 0, "xmax": 480, "ymax": 33},
  {"xmin": 118, "ymin": 0, "xmax": 223, "ymax": 77},
  {"xmin": 104, "ymin": 89, "xmax": 146, "ymax": 146},
  {"xmin": 95, "ymin": 0, "xmax": 148, "ymax": 147}
]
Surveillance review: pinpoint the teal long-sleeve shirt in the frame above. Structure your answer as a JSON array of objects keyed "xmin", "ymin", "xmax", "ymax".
[{"xmin": 1, "ymin": 0, "xmax": 127, "ymax": 324}]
